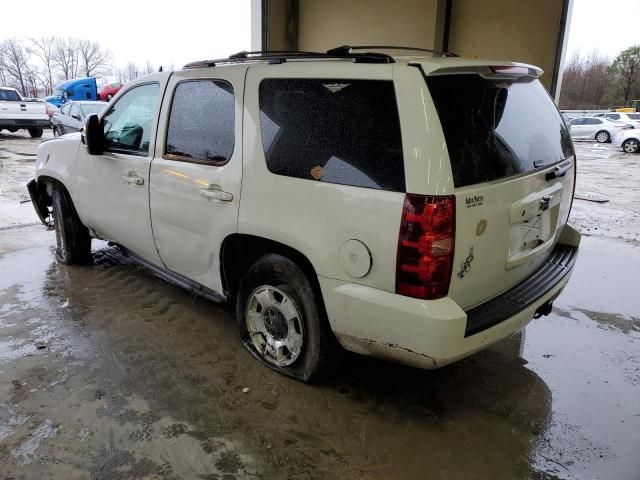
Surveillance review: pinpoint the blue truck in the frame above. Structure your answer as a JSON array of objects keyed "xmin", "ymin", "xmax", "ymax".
[{"xmin": 43, "ymin": 77, "xmax": 98, "ymax": 107}]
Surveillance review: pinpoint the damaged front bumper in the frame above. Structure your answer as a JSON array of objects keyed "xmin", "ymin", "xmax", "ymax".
[{"xmin": 26, "ymin": 179, "xmax": 53, "ymax": 228}]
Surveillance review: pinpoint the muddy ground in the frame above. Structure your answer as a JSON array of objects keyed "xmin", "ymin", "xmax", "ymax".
[{"xmin": 0, "ymin": 130, "xmax": 639, "ymax": 479}]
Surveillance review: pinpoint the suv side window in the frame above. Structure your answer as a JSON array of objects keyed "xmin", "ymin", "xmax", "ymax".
[
  {"xmin": 584, "ymin": 118, "xmax": 601, "ymax": 125},
  {"xmin": 259, "ymin": 78, "xmax": 405, "ymax": 192},
  {"xmin": 165, "ymin": 80, "xmax": 235, "ymax": 164},
  {"xmin": 103, "ymin": 83, "xmax": 159, "ymax": 155},
  {"xmin": 60, "ymin": 104, "xmax": 72, "ymax": 116},
  {"xmin": 606, "ymin": 113, "xmax": 620, "ymax": 120}
]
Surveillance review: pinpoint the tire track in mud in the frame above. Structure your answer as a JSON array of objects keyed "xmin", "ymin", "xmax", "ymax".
[{"xmin": 89, "ymin": 249, "xmax": 186, "ymax": 325}]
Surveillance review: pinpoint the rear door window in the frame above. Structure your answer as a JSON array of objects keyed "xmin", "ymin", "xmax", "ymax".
[
  {"xmin": 259, "ymin": 78, "xmax": 404, "ymax": 192},
  {"xmin": 165, "ymin": 80, "xmax": 235, "ymax": 164},
  {"xmin": 427, "ymin": 75, "xmax": 573, "ymax": 188}
]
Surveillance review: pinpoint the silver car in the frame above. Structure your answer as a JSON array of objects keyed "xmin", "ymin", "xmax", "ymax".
[
  {"xmin": 593, "ymin": 111, "xmax": 640, "ymax": 129},
  {"xmin": 568, "ymin": 117, "xmax": 632, "ymax": 143},
  {"xmin": 613, "ymin": 129, "xmax": 640, "ymax": 153}
]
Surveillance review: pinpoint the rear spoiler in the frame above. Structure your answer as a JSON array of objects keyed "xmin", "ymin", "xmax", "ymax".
[{"xmin": 415, "ymin": 63, "xmax": 542, "ymax": 80}]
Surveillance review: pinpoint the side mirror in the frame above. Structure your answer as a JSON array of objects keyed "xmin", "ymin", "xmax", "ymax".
[{"xmin": 84, "ymin": 114, "xmax": 104, "ymax": 155}]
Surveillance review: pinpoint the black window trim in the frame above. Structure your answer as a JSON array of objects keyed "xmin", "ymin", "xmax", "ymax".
[
  {"xmin": 102, "ymin": 81, "xmax": 160, "ymax": 158},
  {"xmin": 257, "ymin": 76, "xmax": 406, "ymax": 192},
  {"xmin": 162, "ymin": 78, "xmax": 236, "ymax": 167}
]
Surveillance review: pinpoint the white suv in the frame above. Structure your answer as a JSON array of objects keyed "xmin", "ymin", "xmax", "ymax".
[{"xmin": 28, "ymin": 47, "xmax": 580, "ymax": 382}]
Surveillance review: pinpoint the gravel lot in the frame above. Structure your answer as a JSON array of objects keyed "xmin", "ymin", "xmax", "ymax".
[{"xmin": 0, "ymin": 130, "xmax": 638, "ymax": 479}]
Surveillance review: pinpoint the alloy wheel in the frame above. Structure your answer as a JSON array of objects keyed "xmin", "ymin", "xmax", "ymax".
[{"xmin": 245, "ymin": 285, "xmax": 305, "ymax": 367}]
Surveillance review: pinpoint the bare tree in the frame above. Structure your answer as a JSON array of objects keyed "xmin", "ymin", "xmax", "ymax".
[
  {"xmin": 78, "ymin": 39, "xmax": 112, "ymax": 77},
  {"xmin": 0, "ymin": 51, "xmax": 8, "ymax": 86},
  {"xmin": 610, "ymin": 45, "xmax": 640, "ymax": 105},
  {"xmin": 143, "ymin": 60, "xmax": 154, "ymax": 75},
  {"xmin": 52, "ymin": 37, "xmax": 80, "ymax": 81},
  {"xmin": 29, "ymin": 36, "xmax": 56, "ymax": 94},
  {"xmin": 0, "ymin": 38, "xmax": 31, "ymax": 94}
]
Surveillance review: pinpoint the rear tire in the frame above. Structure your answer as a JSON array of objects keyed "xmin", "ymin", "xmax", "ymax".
[
  {"xmin": 622, "ymin": 138, "xmax": 639, "ymax": 153},
  {"xmin": 52, "ymin": 187, "xmax": 91, "ymax": 264},
  {"xmin": 236, "ymin": 254, "xmax": 331, "ymax": 382},
  {"xmin": 595, "ymin": 130, "xmax": 610, "ymax": 143},
  {"xmin": 28, "ymin": 128, "xmax": 43, "ymax": 138}
]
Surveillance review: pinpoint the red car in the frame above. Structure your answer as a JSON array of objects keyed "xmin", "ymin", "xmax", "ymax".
[{"xmin": 98, "ymin": 83, "xmax": 123, "ymax": 101}]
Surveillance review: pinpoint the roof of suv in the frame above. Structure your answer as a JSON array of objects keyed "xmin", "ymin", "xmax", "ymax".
[{"xmin": 183, "ymin": 46, "xmax": 543, "ymax": 78}]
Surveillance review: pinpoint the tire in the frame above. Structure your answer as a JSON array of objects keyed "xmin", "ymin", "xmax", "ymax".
[
  {"xmin": 28, "ymin": 128, "xmax": 43, "ymax": 138},
  {"xmin": 52, "ymin": 187, "xmax": 91, "ymax": 265},
  {"xmin": 236, "ymin": 254, "xmax": 331, "ymax": 382},
  {"xmin": 622, "ymin": 138, "xmax": 640, "ymax": 153},
  {"xmin": 52, "ymin": 126, "xmax": 60, "ymax": 137},
  {"xmin": 595, "ymin": 130, "xmax": 610, "ymax": 143}
]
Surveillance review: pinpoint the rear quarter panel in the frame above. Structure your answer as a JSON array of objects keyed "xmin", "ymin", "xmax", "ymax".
[{"xmin": 239, "ymin": 63, "xmax": 415, "ymax": 292}]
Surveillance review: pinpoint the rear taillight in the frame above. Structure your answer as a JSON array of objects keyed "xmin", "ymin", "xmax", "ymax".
[{"xmin": 396, "ymin": 194, "xmax": 455, "ymax": 300}]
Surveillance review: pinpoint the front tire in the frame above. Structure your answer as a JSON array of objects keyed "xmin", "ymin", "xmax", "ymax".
[
  {"xmin": 52, "ymin": 187, "xmax": 91, "ymax": 264},
  {"xmin": 236, "ymin": 254, "xmax": 330, "ymax": 382},
  {"xmin": 52, "ymin": 126, "xmax": 60, "ymax": 137},
  {"xmin": 622, "ymin": 138, "xmax": 640, "ymax": 153},
  {"xmin": 28, "ymin": 128, "xmax": 43, "ymax": 138},
  {"xmin": 595, "ymin": 130, "xmax": 610, "ymax": 143}
]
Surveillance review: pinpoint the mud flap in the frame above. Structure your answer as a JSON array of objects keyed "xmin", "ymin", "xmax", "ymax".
[{"xmin": 26, "ymin": 179, "xmax": 53, "ymax": 228}]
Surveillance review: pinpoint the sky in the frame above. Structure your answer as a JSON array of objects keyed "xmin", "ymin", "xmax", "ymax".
[
  {"xmin": 0, "ymin": 0, "xmax": 252, "ymax": 70},
  {"xmin": 565, "ymin": 0, "xmax": 640, "ymax": 60}
]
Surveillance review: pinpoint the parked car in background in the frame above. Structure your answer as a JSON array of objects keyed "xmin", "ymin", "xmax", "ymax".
[
  {"xmin": 568, "ymin": 117, "xmax": 631, "ymax": 143},
  {"xmin": 44, "ymin": 102, "xmax": 58, "ymax": 118},
  {"xmin": 99, "ymin": 83, "xmax": 123, "ymax": 101},
  {"xmin": 28, "ymin": 49, "xmax": 581, "ymax": 382},
  {"xmin": 0, "ymin": 86, "xmax": 49, "ymax": 137},
  {"xmin": 50, "ymin": 101, "xmax": 106, "ymax": 136},
  {"xmin": 593, "ymin": 112, "xmax": 640, "ymax": 129},
  {"xmin": 43, "ymin": 77, "xmax": 98, "ymax": 107},
  {"xmin": 613, "ymin": 129, "xmax": 640, "ymax": 154}
]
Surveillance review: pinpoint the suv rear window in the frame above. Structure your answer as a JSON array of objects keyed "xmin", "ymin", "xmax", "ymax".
[
  {"xmin": 259, "ymin": 79, "xmax": 404, "ymax": 192},
  {"xmin": 427, "ymin": 75, "xmax": 573, "ymax": 188}
]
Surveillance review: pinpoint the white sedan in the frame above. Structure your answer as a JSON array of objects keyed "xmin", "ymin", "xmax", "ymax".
[
  {"xmin": 613, "ymin": 129, "xmax": 640, "ymax": 154},
  {"xmin": 593, "ymin": 111, "xmax": 640, "ymax": 129},
  {"xmin": 568, "ymin": 117, "xmax": 632, "ymax": 143}
]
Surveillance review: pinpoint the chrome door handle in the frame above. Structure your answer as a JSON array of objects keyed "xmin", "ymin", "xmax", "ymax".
[
  {"xmin": 122, "ymin": 174, "xmax": 144, "ymax": 186},
  {"xmin": 199, "ymin": 188, "xmax": 233, "ymax": 202}
]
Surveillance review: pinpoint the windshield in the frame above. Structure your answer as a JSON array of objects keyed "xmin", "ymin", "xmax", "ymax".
[
  {"xmin": 427, "ymin": 74, "xmax": 573, "ymax": 188},
  {"xmin": 80, "ymin": 103, "xmax": 106, "ymax": 116},
  {"xmin": 53, "ymin": 88, "xmax": 64, "ymax": 96}
]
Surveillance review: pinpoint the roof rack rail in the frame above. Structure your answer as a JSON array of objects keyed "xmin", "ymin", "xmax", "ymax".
[
  {"xmin": 327, "ymin": 45, "xmax": 458, "ymax": 58},
  {"xmin": 183, "ymin": 49, "xmax": 395, "ymax": 69}
]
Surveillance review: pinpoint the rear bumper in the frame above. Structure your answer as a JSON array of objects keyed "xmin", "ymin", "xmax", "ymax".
[
  {"xmin": 319, "ymin": 225, "xmax": 581, "ymax": 369},
  {"xmin": 0, "ymin": 119, "xmax": 49, "ymax": 129}
]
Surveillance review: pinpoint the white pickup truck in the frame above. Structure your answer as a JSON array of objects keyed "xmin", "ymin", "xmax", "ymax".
[{"xmin": 0, "ymin": 87, "xmax": 49, "ymax": 138}]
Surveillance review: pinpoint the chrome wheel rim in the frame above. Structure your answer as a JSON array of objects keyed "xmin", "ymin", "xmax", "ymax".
[
  {"xmin": 623, "ymin": 140, "xmax": 639, "ymax": 153},
  {"xmin": 245, "ymin": 285, "xmax": 304, "ymax": 367},
  {"xmin": 596, "ymin": 131, "xmax": 609, "ymax": 143}
]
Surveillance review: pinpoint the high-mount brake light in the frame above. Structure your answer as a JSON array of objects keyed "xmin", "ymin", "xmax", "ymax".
[
  {"xmin": 396, "ymin": 194, "xmax": 455, "ymax": 300},
  {"xmin": 490, "ymin": 66, "xmax": 530, "ymax": 75}
]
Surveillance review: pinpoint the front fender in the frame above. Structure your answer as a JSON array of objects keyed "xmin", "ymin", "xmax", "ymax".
[{"xmin": 35, "ymin": 133, "xmax": 82, "ymax": 196}]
